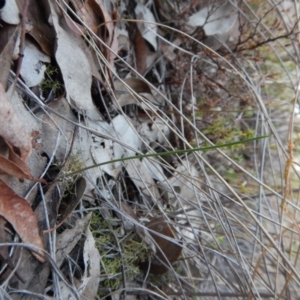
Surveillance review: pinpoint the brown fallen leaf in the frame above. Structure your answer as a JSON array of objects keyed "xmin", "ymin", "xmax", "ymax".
[
  {"xmin": 0, "ymin": 140, "xmax": 45, "ymax": 183},
  {"xmin": 133, "ymin": 25, "xmax": 147, "ymax": 75},
  {"xmin": 27, "ymin": 0, "xmax": 56, "ymax": 56},
  {"xmin": 141, "ymin": 217, "xmax": 182, "ymax": 274},
  {"xmin": 93, "ymin": 0, "xmax": 118, "ymax": 67},
  {"xmin": 0, "ymin": 84, "xmax": 32, "ymax": 160},
  {"xmin": 0, "ymin": 154, "xmax": 39, "ymax": 182},
  {"xmin": 0, "ymin": 179, "xmax": 45, "ymax": 262},
  {"xmin": 8, "ymin": 183, "xmax": 59, "ymax": 293},
  {"xmin": 118, "ymin": 202, "xmax": 156, "ymax": 252},
  {"xmin": 115, "ymin": 77, "xmax": 152, "ymax": 94},
  {"xmin": 0, "ymin": 24, "xmax": 20, "ymax": 88},
  {"xmin": 69, "ymin": 0, "xmax": 102, "ymax": 35},
  {"xmin": 68, "ymin": 0, "xmax": 118, "ymax": 69}
]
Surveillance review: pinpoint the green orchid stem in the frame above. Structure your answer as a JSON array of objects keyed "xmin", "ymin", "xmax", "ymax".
[{"xmin": 66, "ymin": 135, "xmax": 268, "ymax": 177}]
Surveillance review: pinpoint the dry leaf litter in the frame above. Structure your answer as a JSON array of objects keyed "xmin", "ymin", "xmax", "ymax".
[{"xmin": 0, "ymin": 0, "xmax": 299, "ymax": 299}]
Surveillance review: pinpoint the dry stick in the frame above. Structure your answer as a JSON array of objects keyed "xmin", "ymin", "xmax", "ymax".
[
  {"xmin": 276, "ymin": 88, "xmax": 300, "ymax": 299},
  {"xmin": 278, "ymin": 213, "xmax": 300, "ymax": 300}
]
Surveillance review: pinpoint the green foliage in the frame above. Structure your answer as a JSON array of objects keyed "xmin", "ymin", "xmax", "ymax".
[
  {"xmin": 90, "ymin": 213, "xmax": 151, "ymax": 293},
  {"xmin": 244, "ymin": 106, "xmax": 254, "ymax": 117},
  {"xmin": 41, "ymin": 64, "xmax": 62, "ymax": 92},
  {"xmin": 201, "ymin": 115, "xmax": 255, "ymax": 149},
  {"xmin": 224, "ymin": 168, "xmax": 238, "ymax": 181}
]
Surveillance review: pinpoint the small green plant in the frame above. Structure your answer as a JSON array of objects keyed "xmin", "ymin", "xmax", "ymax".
[
  {"xmin": 200, "ymin": 115, "xmax": 255, "ymax": 151},
  {"xmin": 90, "ymin": 213, "xmax": 151, "ymax": 293},
  {"xmin": 41, "ymin": 64, "xmax": 62, "ymax": 93}
]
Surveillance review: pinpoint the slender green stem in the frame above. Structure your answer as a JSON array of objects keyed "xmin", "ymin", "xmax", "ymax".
[{"xmin": 66, "ymin": 135, "xmax": 268, "ymax": 177}]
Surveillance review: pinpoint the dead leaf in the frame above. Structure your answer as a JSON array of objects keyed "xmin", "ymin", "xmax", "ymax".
[
  {"xmin": 114, "ymin": 77, "xmax": 152, "ymax": 94},
  {"xmin": 0, "ymin": 84, "xmax": 32, "ymax": 160},
  {"xmin": 0, "ymin": 217, "xmax": 9, "ymax": 261},
  {"xmin": 113, "ymin": 78, "xmax": 159, "ymax": 111},
  {"xmin": 161, "ymin": 38, "xmax": 181, "ymax": 61},
  {"xmin": 135, "ymin": 3, "xmax": 158, "ymax": 51},
  {"xmin": 125, "ymin": 159, "xmax": 160, "ymax": 199},
  {"xmin": 107, "ymin": 24, "xmax": 118, "ymax": 68},
  {"xmin": 0, "ymin": 139, "xmax": 45, "ymax": 183},
  {"xmin": 72, "ymin": 119, "xmax": 101, "ymax": 198},
  {"xmin": 0, "ymin": 180, "xmax": 45, "ymax": 262},
  {"xmin": 91, "ymin": 137, "xmax": 122, "ymax": 179},
  {"xmin": 0, "ymin": 153, "xmax": 33, "ymax": 182},
  {"xmin": 141, "ymin": 217, "xmax": 182, "ymax": 274},
  {"xmin": 0, "ymin": 24, "xmax": 20, "ymax": 87},
  {"xmin": 0, "ymin": 0, "xmax": 20, "ymax": 24},
  {"xmin": 187, "ymin": 2, "xmax": 239, "ymax": 50},
  {"xmin": 93, "ymin": 0, "xmax": 118, "ymax": 67},
  {"xmin": 27, "ymin": 0, "xmax": 56, "ymax": 56},
  {"xmin": 20, "ymin": 39, "xmax": 50, "ymax": 87},
  {"xmin": 90, "ymin": 115, "xmax": 141, "ymax": 179},
  {"xmin": 48, "ymin": 1, "xmax": 101, "ymax": 119},
  {"xmin": 166, "ymin": 159, "xmax": 201, "ymax": 207},
  {"xmin": 78, "ymin": 226, "xmax": 101, "ymax": 299},
  {"xmin": 187, "ymin": 3, "xmax": 237, "ymax": 36},
  {"xmin": 94, "ymin": 0, "xmax": 114, "ymax": 42},
  {"xmin": 66, "ymin": 0, "xmax": 118, "ymax": 69},
  {"xmin": 133, "ymin": 25, "xmax": 147, "ymax": 75},
  {"xmin": 117, "ymin": 26, "xmax": 129, "ymax": 52},
  {"xmin": 55, "ymin": 213, "xmax": 92, "ymax": 268},
  {"xmin": 69, "ymin": 0, "xmax": 102, "ymax": 35},
  {"xmin": 0, "ymin": 87, "xmax": 47, "ymax": 200},
  {"xmin": 119, "ymin": 202, "xmax": 156, "ymax": 252},
  {"xmin": 20, "ymin": 38, "xmax": 50, "ymax": 87},
  {"xmin": 9, "ymin": 183, "xmax": 59, "ymax": 294},
  {"xmin": 64, "ymin": 15, "xmax": 87, "ymax": 35},
  {"xmin": 39, "ymin": 97, "xmax": 77, "ymax": 163},
  {"xmin": 111, "ymin": 114, "xmax": 141, "ymax": 156},
  {"xmin": 45, "ymin": 177, "xmax": 86, "ymax": 232}
]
